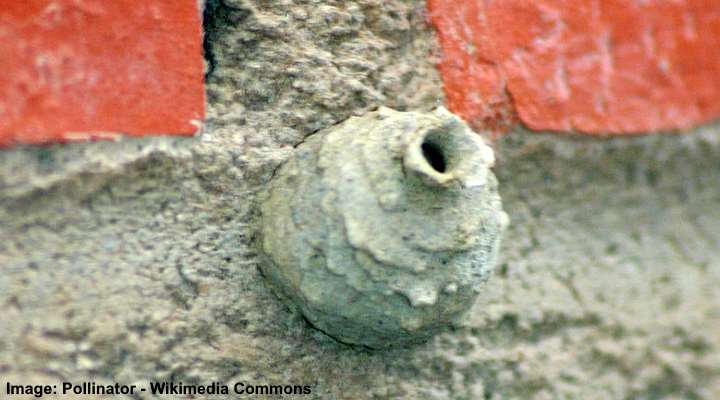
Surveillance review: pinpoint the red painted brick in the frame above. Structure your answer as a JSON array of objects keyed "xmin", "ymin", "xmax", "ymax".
[
  {"xmin": 0, "ymin": 1, "xmax": 204, "ymax": 147},
  {"xmin": 428, "ymin": 0, "xmax": 720, "ymax": 134}
]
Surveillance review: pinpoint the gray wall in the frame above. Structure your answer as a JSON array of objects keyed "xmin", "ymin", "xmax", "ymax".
[{"xmin": 1, "ymin": 1, "xmax": 718, "ymax": 398}]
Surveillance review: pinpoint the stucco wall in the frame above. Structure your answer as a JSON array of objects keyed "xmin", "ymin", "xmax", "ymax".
[{"xmin": 1, "ymin": 1, "xmax": 718, "ymax": 398}]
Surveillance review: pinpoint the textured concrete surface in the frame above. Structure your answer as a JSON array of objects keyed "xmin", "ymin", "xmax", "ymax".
[{"xmin": 1, "ymin": 0, "xmax": 719, "ymax": 398}]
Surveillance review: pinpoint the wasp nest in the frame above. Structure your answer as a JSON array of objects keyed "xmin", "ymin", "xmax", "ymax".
[{"xmin": 258, "ymin": 107, "xmax": 508, "ymax": 348}]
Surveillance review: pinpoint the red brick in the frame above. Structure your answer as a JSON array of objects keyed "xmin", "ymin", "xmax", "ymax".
[
  {"xmin": 428, "ymin": 0, "xmax": 720, "ymax": 134},
  {"xmin": 0, "ymin": 1, "xmax": 204, "ymax": 147}
]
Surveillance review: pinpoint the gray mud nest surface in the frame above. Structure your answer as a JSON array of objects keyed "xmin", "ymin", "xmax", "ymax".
[{"xmin": 259, "ymin": 107, "xmax": 508, "ymax": 348}]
